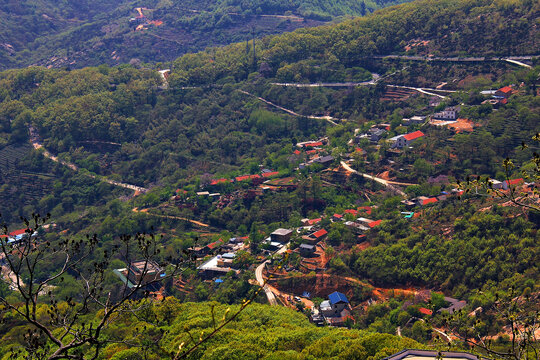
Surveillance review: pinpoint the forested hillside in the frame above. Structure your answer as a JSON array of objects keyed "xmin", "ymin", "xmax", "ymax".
[
  {"xmin": 0, "ymin": 0, "xmax": 409, "ymax": 70},
  {"xmin": 0, "ymin": 300, "xmax": 420, "ymax": 359}
]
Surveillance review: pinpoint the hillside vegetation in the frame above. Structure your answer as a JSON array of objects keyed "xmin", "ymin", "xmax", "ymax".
[
  {"xmin": 0, "ymin": 300, "xmax": 420, "ymax": 359},
  {"xmin": 0, "ymin": 0, "xmax": 410, "ymax": 70},
  {"xmin": 0, "ymin": 0, "xmax": 538, "ymax": 358}
]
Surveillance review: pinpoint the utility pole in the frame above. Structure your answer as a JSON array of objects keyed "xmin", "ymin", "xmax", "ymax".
[{"xmin": 252, "ymin": 27, "xmax": 257, "ymax": 70}]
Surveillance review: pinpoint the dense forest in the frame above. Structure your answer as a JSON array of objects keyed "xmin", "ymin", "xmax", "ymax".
[{"xmin": 0, "ymin": 0, "xmax": 410, "ymax": 70}]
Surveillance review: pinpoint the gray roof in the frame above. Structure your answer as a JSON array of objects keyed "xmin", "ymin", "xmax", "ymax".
[
  {"xmin": 314, "ymin": 155, "xmax": 335, "ymax": 163},
  {"xmin": 271, "ymin": 228, "xmax": 293, "ymax": 236},
  {"xmin": 299, "ymin": 244, "xmax": 315, "ymax": 250},
  {"xmin": 382, "ymin": 349, "xmax": 485, "ymax": 360}
]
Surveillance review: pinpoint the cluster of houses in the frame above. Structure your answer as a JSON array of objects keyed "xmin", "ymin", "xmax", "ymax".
[
  {"xmin": 355, "ymin": 124, "xmax": 427, "ymax": 150},
  {"xmin": 195, "ymin": 237, "xmax": 247, "ymax": 279},
  {"xmin": 296, "ymin": 207, "xmax": 380, "ymax": 252},
  {"xmin": 292, "ymin": 139, "xmax": 335, "ymax": 170},
  {"xmin": 481, "ymin": 85, "xmax": 517, "ymax": 106}
]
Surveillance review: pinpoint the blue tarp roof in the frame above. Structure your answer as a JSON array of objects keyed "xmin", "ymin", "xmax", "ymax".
[
  {"xmin": 215, "ymin": 278, "xmax": 224, "ymax": 283},
  {"xmin": 328, "ymin": 291, "xmax": 349, "ymax": 305}
]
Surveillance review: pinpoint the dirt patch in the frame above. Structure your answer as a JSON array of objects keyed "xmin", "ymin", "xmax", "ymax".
[{"xmin": 447, "ymin": 118, "xmax": 478, "ymax": 133}]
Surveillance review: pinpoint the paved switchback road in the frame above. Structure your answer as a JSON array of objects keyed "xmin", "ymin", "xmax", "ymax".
[
  {"xmin": 255, "ymin": 243, "xmax": 290, "ymax": 306},
  {"xmin": 373, "ymin": 54, "xmax": 538, "ymax": 68},
  {"xmin": 255, "ymin": 260, "xmax": 277, "ymax": 306}
]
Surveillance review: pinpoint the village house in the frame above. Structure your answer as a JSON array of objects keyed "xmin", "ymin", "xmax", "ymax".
[
  {"xmin": 197, "ymin": 253, "xmax": 240, "ymax": 279},
  {"xmin": 402, "ymin": 115, "xmax": 426, "ymax": 126},
  {"xmin": 356, "ymin": 217, "xmax": 374, "ymax": 227},
  {"xmin": 299, "ymin": 244, "xmax": 316, "ymax": 257},
  {"xmin": 389, "ymin": 130, "xmax": 425, "ymax": 149},
  {"xmin": 495, "ymin": 85, "xmax": 514, "ymax": 99},
  {"xmin": 302, "ymin": 228, "xmax": 328, "ymax": 243},
  {"xmin": 0, "ymin": 228, "xmax": 36, "ymax": 245},
  {"xmin": 270, "ymin": 228, "xmax": 293, "ymax": 243},
  {"xmin": 367, "ymin": 219, "xmax": 382, "ymax": 228},
  {"xmin": 344, "ymin": 221, "xmax": 369, "ymax": 233},
  {"xmin": 301, "ymin": 218, "xmax": 322, "ymax": 226},
  {"xmin": 355, "ymin": 127, "xmax": 387, "ymax": 143},
  {"xmin": 432, "ymin": 106, "xmax": 460, "ymax": 121},
  {"xmin": 313, "ymin": 155, "xmax": 335, "ymax": 166},
  {"xmin": 319, "ymin": 291, "xmax": 352, "ymax": 326},
  {"xmin": 488, "ymin": 179, "xmax": 504, "ymax": 190},
  {"xmin": 127, "ymin": 260, "xmax": 165, "ymax": 286},
  {"xmin": 503, "ymin": 178, "xmax": 524, "ymax": 190}
]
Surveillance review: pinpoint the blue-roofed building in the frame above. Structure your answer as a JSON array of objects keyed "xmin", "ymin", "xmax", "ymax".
[
  {"xmin": 320, "ymin": 291, "xmax": 351, "ymax": 324},
  {"xmin": 328, "ymin": 291, "xmax": 349, "ymax": 306}
]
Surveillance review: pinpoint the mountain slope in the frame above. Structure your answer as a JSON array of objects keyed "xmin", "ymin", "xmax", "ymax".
[{"xmin": 0, "ymin": 0, "xmax": 411, "ymax": 70}]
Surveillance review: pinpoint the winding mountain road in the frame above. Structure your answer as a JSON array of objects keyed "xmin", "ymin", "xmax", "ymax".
[
  {"xmin": 29, "ymin": 126, "xmax": 148, "ymax": 194},
  {"xmin": 386, "ymin": 84, "xmax": 448, "ymax": 99},
  {"xmin": 238, "ymin": 90, "xmax": 341, "ymax": 125},
  {"xmin": 270, "ymin": 81, "xmax": 376, "ymax": 88},
  {"xmin": 255, "ymin": 260, "xmax": 278, "ymax": 306},
  {"xmin": 373, "ymin": 54, "xmax": 538, "ymax": 69},
  {"xmin": 255, "ymin": 243, "xmax": 290, "ymax": 306}
]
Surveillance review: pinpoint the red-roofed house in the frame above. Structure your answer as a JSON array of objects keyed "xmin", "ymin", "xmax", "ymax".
[
  {"xmin": 301, "ymin": 218, "xmax": 322, "ymax": 226},
  {"xmin": 235, "ymin": 175, "xmax": 250, "ymax": 182},
  {"xmin": 503, "ymin": 178, "xmax": 524, "ymax": 190},
  {"xmin": 210, "ymin": 178, "xmax": 230, "ymax": 185},
  {"xmin": 262, "ymin": 171, "xmax": 279, "ymax": 178},
  {"xmin": 206, "ymin": 240, "xmax": 223, "ymax": 251},
  {"xmin": 358, "ymin": 206, "xmax": 372, "ymax": 215},
  {"xmin": 421, "ymin": 197, "xmax": 438, "ymax": 206},
  {"xmin": 344, "ymin": 209, "xmax": 358, "ymax": 216},
  {"xmin": 235, "ymin": 174, "xmax": 261, "ymax": 182},
  {"xmin": 9, "ymin": 229, "xmax": 27, "ymax": 237},
  {"xmin": 404, "ymin": 130, "xmax": 425, "ymax": 141},
  {"xmin": 419, "ymin": 307, "xmax": 433, "ymax": 316},
  {"xmin": 368, "ymin": 220, "xmax": 382, "ymax": 228},
  {"xmin": 293, "ymin": 149, "xmax": 301, "ymax": 155},
  {"xmin": 332, "ymin": 213, "xmax": 343, "ymax": 221},
  {"xmin": 304, "ymin": 141, "xmax": 323, "ymax": 148},
  {"xmin": 390, "ymin": 131, "xmax": 425, "ymax": 148},
  {"xmin": 496, "ymin": 86, "xmax": 514, "ymax": 98},
  {"xmin": 304, "ymin": 229, "xmax": 328, "ymax": 243}
]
